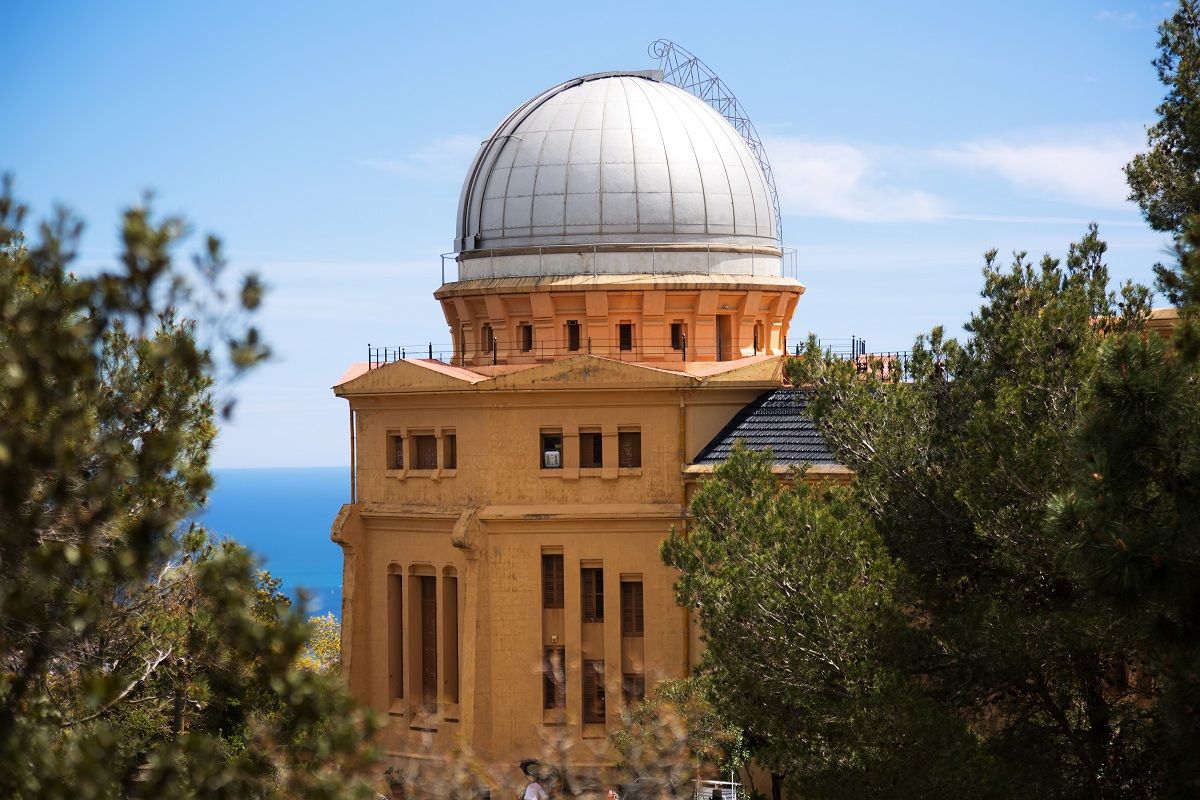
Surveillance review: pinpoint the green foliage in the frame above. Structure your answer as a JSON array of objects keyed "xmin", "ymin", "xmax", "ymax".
[
  {"xmin": 1126, "ymin": 1, "xmax": 1200, "ymax": 239},
  {"xmin": 662, "ymin": 445, "xmax": 994, "ymax": 798},
  {"xmin": 787, "ymin": 229, "xmax": 1163, "ymax": 798},
  {"xmin": 610, "ymin": 677, "xmax": 745, "ymax": 787},
  {"xmin": 0, "ymin": 177, "xmax": 378, "ymax": 798},
  {"xmin": 300, "ymin": 613, "xmax": 343, "ymax": 673}
]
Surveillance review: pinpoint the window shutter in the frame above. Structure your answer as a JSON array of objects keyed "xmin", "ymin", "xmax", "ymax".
[
  {"xmin": 542, "ymin": 555, "xmax": 563, "ymax": 609},
  {"xmin": 543, "ymin": 647, "xmax": 565, "ymax": 709},
  {"xmin": 581, "ymin": 568, "xmax": 603, "ymax": 622},
  {"xmin": 582, "ymin": 569, "xmax": 595, "ymax": 621},
  {"xmin": 583, "ymin": 660, "xmax": 605, "ymax": 723},
  {"xmin": 621, "ymin": 581, "xmax": 644, "ymax": 636},
  {"xmin": 619, "ymin": 431, "xmax": 641, "ymax": 468}
]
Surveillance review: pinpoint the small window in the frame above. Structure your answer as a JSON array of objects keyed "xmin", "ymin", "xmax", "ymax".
[
  {"xmin": 581, "ymin": 567, "xmax": 604, "ymax": 623},
  {"xmin": 618, "ymin": 323, "xmax": 633, "ymax": 351},
  {"xmin": 579, "ymin": 431, "xmax": 603, "ymax": 468},
  {"xmin": 753, "ymin": 321, "xmax": 764, "ymax": 354},
  {"xmin": 618, "ymin": 430, "xmax": 641, "ymax": 468},
  {"xmin": 542, "ymin": 554, "xmax": 564, "ymax": 609},
  {"xmin": 520, "ymin": 323, "xmax": 534, "ymax": 352},
  {"xmin": 443, "ymin": 433, "xmax": 457, "ymax": 470},
  {"xmin": 543, "ymin": 646, "xmax": 566, "ymax": 709},
  {"xmin": 541, "ymin": 431, "xmax": 563, "ymax": 469},
  {"xmin": 567, "ymin": 320, "xmax": 581, "ymax": 352},
  {"xmin": 622, "ymin": 673, "xmax": 645, "ymax": 704},
  {"xmin": 583, "ymin": 660, "xmax": 605, "ymax": 723},
  {"xmin": 480, "ymin": 323, "xmax": 494, "ymax": 354},
  {"xmin": 413, "ymin": 435, "xmax": 437, "ymax": 470},
  {"xmin": 620, "ymin": 580, "xmax": 644, "ymax": 637},
  {"xmin": 670, "ymin": 322, "xmax": 685, "ymax": 351},
  {"xmin": 389, "ymin": 434, "xmax": 404, "ymax": 469}
]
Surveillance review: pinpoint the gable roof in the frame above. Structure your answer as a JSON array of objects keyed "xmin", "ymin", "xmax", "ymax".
[{"xmin": 692, "ymin": 388, "xmax": 840, "ymax": 466}]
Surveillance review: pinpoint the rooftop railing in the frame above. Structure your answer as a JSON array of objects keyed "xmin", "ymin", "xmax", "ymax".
[{"xmin": 438, "ymin": 245, "xmax": 800, "ymax": 283}]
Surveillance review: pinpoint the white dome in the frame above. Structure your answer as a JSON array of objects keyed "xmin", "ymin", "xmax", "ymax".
[{"xmin": 455, "ymin": 71, "xmax": 779, "ymax": 253}]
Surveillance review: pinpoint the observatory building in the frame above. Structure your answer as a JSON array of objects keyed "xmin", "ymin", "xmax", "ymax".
[{"xmin": 331, "ymin": 59, "xmax": 844, "ymax": 782}]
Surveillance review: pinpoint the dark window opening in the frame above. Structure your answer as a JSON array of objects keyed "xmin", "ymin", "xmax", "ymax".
[
  {"xmin": 620, "ymin": 580, "xmax": 644, "ymax": 637},
  {"xmin": 520, "ymin": 323, "xmax": 533, "ymax": 352},
  {"xmin": 481, "ymin": 323, "xmax": 494, "ymax": 353},
  {"xmin": 420, "ymin": 575, "xmax": 437, "ymax": 710},
  {"xmin": 583, "ymin": 660, "xmax": 605, "ymax": 723},
  {"xmin": 414, "ymin": 435, "xmax": 437, "ymax": 470},
  {"xmin": 388, "ymin": 573, "xmax": 403, "ymax": 699},
  {"xmin": 542, "ymin": 554, "xmax": 564, "ymax": 609},
  {"xmin": 443, "ymin": 434, "xmax": 457, "ymax": 470},
  {"xmin": 670, "ymin": 322, "xmax": 685, "ymax": 351},
  {"xmin": 541, "ymin": 431, "xmax": 563, "ymax": 469},
  {"xmin": 390, "ymin": 435, "xmax": 404, "ymax": 469},
  {"xmin": 618, "ymin": 323, "xmax": 633, "ymax": 351},
  {"xmin": 567, "ymin": 320, "xmax": 581, "ymax": 352},
  {"xmin": 580, "ymin": 431, "xmax": 603, "ymax": 468},
  {"xmin": 543, "ymin": 646, "xmax": 566, "ymax": 709},
  {"xmin": 618, "ymin": 431, "xmax": 641, "ymax": 468},
  {"xmin": 622, "ymin": 673, "xmax": 645, "ymax": 704},
  {"xmin": 582, "ymin": 567, "xmax": 604, "ymax": 623}
]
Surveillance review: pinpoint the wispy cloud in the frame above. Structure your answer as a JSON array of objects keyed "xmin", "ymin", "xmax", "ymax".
[
  {"xmin": 361, "ymin": 134, "xmax": 482, "ymax": 178},
  {"xmin": 935, "ymin": 135, "xmax": 1142, "ymax": 208},
  {"xmin": 1094, "ymin": 9, "xmax": 1140, "ymax": 27},
  {"xmin": 765, "ymin": 137, "xmax": 947, "ymax": 222}
]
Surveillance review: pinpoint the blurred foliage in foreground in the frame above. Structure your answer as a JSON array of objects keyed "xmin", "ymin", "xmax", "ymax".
[{"xmin": 0, "ymin": 177, "xmax": 378, "ymax": 799}]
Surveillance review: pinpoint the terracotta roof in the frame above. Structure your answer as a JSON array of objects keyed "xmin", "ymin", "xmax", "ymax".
[{"xmin": 693, "ymin": 388, "xmax": 841, "ymax": 466}]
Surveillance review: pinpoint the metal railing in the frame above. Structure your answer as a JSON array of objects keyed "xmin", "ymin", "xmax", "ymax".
[
  {"xmin": 367, "ymin": 334, "xmax": 787, "ymax": 369},
  {"xmin": 439, "ymin": 245, "xmax": 800, "ymax": 283}
]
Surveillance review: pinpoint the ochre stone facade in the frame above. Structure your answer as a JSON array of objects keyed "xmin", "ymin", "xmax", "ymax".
[{"xmin": 331, "ymin": 356, "xmax": 835, "ymax": 775}]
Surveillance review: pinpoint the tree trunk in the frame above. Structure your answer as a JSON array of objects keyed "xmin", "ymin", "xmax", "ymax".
[{"xmin": 771, "ymin": 772, "xmax": 783, "ymax": 800}]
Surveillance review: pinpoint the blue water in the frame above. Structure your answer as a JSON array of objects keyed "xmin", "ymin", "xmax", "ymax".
[{"xmin": 197, "ymin": 467, "xmax": 347, "ymax": 619}]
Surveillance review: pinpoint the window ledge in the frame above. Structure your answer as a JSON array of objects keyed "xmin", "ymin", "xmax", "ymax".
[
  {"xmin": 388, "ymin": 699, "xmax": 408, "ymax": 716},
  {"xmin": 385, "ymin": 468, "xmax": 407, "ymax": 479}
]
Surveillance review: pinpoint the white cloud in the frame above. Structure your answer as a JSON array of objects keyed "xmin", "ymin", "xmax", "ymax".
[
  {"xmin": 1094, "ymin": 9, "xmax": 1140, "ymax": 27},
  {"xmin": 935, "ymin": 135, "xmax": 1141, "ymax": 208},
  {"xmin": 765, "ymin": 137, "xmax": 947, "ymax": 222},
  {"xmin": 361, "ymin": 134, "xmax": 482, "ymax": 177}
]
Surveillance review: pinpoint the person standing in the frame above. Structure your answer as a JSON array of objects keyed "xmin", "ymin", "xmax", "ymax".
[{"xmin": 522, "ymin": 775, "xmax": 548, "ymax": 800}]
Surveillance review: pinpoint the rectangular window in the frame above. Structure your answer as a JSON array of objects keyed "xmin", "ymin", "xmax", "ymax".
[
  {"xmin": 443, "ymin": 433, "xmax": 457, "ymax": 470},
  {"xmin": 541, "ymin": 430, "xmax": 563, "ymax": 469},
  {"xmin": 443, "ymin": 574, "xmax": 459, "ymax": 705},
  {"xmin": 579, "ymin": 431, "xmax": 603, "ymax": 468},
  {"xmin": 670, "ymin": 322, "xmax": 685, "ymax": 351},
  {"xmin": 413, "ymin": 435, "xmax": 437, "ymax": 469},
  {"xmin": 419, "ymin": 575, "xmax": 437, "ymax": 710},
  {"xmin": 620, "ymin": 580, "xmax": 644, "ymax": 637},
  {"xmin": 583, "ymin": 660, "xmax": 606, "ymax": 723},
  {"xmin": 542, "ymin": 554, "xmax": 564, "ymax": 609},
  {"xmin": 520, "ymin": 323, "xmax": 534, "ymax": 352},
  {"xmin": 622, "ymin": 673, "xmax": 645, "ymax": 704},
  {"xmin": 543, "ymin": 646, "xmax": 566, "ymax": 709},
  {"xmin": 481, "ymin": 323, "xmax": 494, "ymax": 353},
  {"xmin": 618, "ymin": 323, "xmax": 633, "ymax": 351},
  {"xmin": 567, "ymin": 320, "xmax": 581, "ymax": 352},
  {"xmin": 581, "ymin": 567, "xmax": 604, "ymax": 623},
  {"xmin": 618, "ymin": 431, "xmax": 641, "ymax": 468},
  {"xmin": 389, "ymin": 434, "xmax": 404, "ymax": 469},
  {"xmin": 388, "ymin": 573, "xmax": 403, "ymax": 699}
]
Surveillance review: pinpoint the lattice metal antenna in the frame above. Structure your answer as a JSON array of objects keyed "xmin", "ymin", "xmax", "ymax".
[{"xmin": 649, "ymin": 39, "xmax": 782, "ymax": 241}]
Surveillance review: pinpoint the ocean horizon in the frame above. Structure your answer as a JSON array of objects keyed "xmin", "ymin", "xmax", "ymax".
[{"xmin": 197, "ymin": 466, "xmax": 348, "ymax": 619}]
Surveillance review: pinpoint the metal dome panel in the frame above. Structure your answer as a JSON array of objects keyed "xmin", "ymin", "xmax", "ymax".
[{"xmin": 455, "ymin": 72, "xmax": 779, "ymax": 253}]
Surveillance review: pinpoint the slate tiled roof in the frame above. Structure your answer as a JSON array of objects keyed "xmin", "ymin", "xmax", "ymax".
[{"xmin": 693, "ymin": 388, "xmax": 840, "ymax": 466}]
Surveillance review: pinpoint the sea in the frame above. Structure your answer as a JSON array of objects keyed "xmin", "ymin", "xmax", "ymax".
[{"xmin": 196, "ymin": 467, "xmax": 347, "ymax": 620}]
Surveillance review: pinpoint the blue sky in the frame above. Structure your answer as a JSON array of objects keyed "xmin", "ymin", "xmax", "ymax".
[{"xmin": 4, "ymin": 0, "xmax": 1172, "ymax": 467}]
